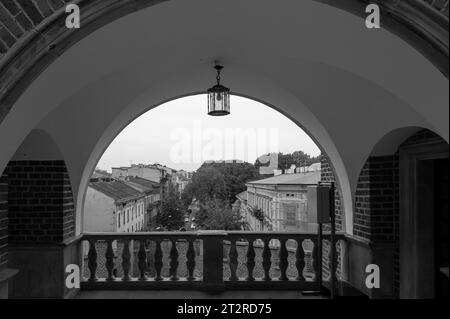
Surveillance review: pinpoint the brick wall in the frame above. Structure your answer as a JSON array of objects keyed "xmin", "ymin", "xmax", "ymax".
[
  {"xmin": 320, "ymin": 155, "xmax": 344, "ymax": 231},
  {"xmin": 0, "ymin": 0, "xmax": 70, "ymax": 53},
  {"xmin": 6, "ymin": 160, "xmax": 75, "ymax": 244},
  {"xmin": 0, "ymin": 0, "xmax": 447, "ymax": 55},
  {"xmin": 0, "ymin": 173, "xmax": 7, "ymax": 271},
  {"xmin": 352, "ymin": 129, "xmax": 444, "ymax": 297},
  {"xmin": 354, "ymin": 155, "xmax": 400, "ymax": 296},
  {"xmin": 353, "ymin": 155, "xmax": 399, "ymax": 242}
]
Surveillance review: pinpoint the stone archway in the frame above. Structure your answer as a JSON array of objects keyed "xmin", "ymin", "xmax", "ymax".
[
  {"xmin": 75, "ymin": 92, "xmax": 352, "ymax": 236},
  {"xmin": 0, "ymin": 0, "xmax": 447, "ymax": 240},
  {"xmin": 1, "ymin": 129, "xmax": 78, "ymax": 298},
  {"xmin": 0, "ymin": 0, "xmax": 448, "ymax": 126},
  {"xmin": 0, "ymin": 0, "xmax": 447, "ymax": 299},
  {"xmin": 350, "ymin": 127, "xmax": 449, "ymax": 298}
]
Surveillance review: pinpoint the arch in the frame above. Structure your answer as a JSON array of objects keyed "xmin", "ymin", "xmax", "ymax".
[
  {"xmin": 370, "ymin": 126, "xmax": 449, "ymax": 158},
  {"xmin": 370, "ymin": 127, "xmax": 426, "ymax": 157},
  {"xmin": 4, "ymin": 128, "xmax": 76, "ymax": 243},
  {"xmin": 75, "ymin": 92, "xmax": 353, "ymax": 235},
  {"xmin": 0, "ymin": 0, "xmax": 447, "ymax": 239},
  {"xmin": 11, "ymin": 129, "xmax": 65, "ymax": 161},
  {"xmin": 0, "ymin": 0, "xmax": 448, "ymax": 126},
  {"xmin": 353, "ymin": 126, "xmax": 449, "ymax": 238}
]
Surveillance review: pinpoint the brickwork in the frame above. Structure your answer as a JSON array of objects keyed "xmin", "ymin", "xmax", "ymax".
[
  {"xmin": 424, "ymin": 0, "xmax": 449, "ymax": 15},
  {"xmin": 320, "ymin": 154, "xmax": 344, "ymax": 231},
  {"xmin": 0, "ymin": 172, "xmax": 7, "ymax": 271},
  {"xmin": 0, "ymin": 0, "xmax": 69, "ymax": 53},
  {"xmin": 0, "ymin": 0, "xmax": 446, "ymax": 54},
  {"xmin": 353, "ymin": 155, "xmax": 399, "ymax": 242},
  {"xmin": 352, "ymin": 129, "xmax": 446, "ymax": 297},
  {"xmin": 6, "ymin": 160, "xmax": 75, "ymax": 244}
]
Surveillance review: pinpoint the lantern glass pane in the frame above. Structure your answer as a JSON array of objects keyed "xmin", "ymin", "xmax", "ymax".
[{"xmin": 207, "ymin": 90, "xmax": 230, "ymax": 116}]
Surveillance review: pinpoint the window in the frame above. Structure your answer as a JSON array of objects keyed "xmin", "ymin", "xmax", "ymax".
[{"xmin": 283, "ymin": 203, "xmax": 298, "ymax": 226}]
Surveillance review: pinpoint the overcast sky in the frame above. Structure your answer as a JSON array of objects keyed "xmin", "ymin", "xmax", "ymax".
[{"xmin": 97, "ymin": 95, "xmax": 321, "ymax": 172}]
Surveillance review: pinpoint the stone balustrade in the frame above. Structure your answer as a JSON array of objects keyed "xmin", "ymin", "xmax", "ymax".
[{"xmin": 81, "ymin": 231, "xmax": 346, "ymax": 292}]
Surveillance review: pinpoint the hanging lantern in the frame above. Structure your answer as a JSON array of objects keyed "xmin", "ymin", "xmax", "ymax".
[{"xmin": 207, "ymin": 64, "xmax": 230, "ymax": 116}]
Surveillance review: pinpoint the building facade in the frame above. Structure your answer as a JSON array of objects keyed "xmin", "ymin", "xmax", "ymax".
[
  {"xmin": 123, "ymin": 176, "xmax": 161, "ymax": 229},
  {"xmin": 112, "ymin": 164, "xmax": 168, "ymax": 183},
  {"xmin": 236, "ymin": 168, "xmax": 321, "ymax": 232},
  {"xmin": 84, "ymin": 180, "xmax": 147, "ymax": 233}
]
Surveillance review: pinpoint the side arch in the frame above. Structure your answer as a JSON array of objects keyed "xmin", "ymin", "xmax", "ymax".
[
  {"xmin": 350, "ymin": 126, "xmax": 449, "ymax": 298},
  {"xmin": 2, "ymin": 129, "xmax": 78, "ymax": 298}
]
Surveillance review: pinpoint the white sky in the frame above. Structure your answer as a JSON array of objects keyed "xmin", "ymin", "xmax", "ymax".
[{"xmin": 97, "ymin": 95, "xmax": 321, "ymax": 172}]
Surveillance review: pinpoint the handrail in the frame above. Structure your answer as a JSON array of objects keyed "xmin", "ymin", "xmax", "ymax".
[
  {"xmin": 82, "ymin": 230, "xmax": 346, "ymax": 237},
  {"xmin": 79, "ymin": 230, "xmax": 347, "ymax": 292}
]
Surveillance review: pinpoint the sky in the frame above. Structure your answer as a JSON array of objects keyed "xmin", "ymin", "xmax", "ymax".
[{"xmin": 97, "ymin": 95, "xmax": 321, "ymax": 172}]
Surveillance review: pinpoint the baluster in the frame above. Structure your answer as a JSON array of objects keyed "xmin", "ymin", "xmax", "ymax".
[
  {"xmin": 154, "ymin": 239, "xmax": 163, "ymax": 281},
  {"xmin": 87, "ymin": 239, "xmax": 97, "ymax": 282},
  {"xmin": 121, "ymin": 239, "xmax": 131, "ymax": 281},
  {"xmin": 186, "ymin": 238, "xmax": 196, "ymax": 281},
  {"xmin": 295, "ymin": 238, "xmax": 306, "ymax": 282},
  {"xmin": 246, "ymin": 240, "xmax": 255, "ymax": 281},
  {"xmin": 229, "ymin": 239, "xmax": 238, "ymax": 281},
  {"xmin": 169, "ymin": 239, "xmax": 179, "ymax": 281},
  {"xmin": 138, "ymin": 239, "xmax": 147, "ymax": 280},
  {"xmin": 262, "ymin": 238, "xmax": 272, "ymax": 281},
  {"xmin": 105, "ymin": 240, "xmax": 115, "ymax": 281},
  {"xmin": 279, "ymin": 239, "xmax": 288, "ymax": 281}
]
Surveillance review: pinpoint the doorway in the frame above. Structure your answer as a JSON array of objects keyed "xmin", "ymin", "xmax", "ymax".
[
  {"xmin": 434, "ymin": 158, "xmax": 449, "ymax": 298},
  {"xmin": 399, "ymin": 138, "xmax": 449, "ymax": 298}
]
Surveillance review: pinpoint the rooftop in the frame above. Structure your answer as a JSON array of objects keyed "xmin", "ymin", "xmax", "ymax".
[
  {"xmin": 125, "ymin": 176, "xmax": 160, "ymax": 194},
  {"xmin": 247, "ymin": 171, "xmax": 321, "ymax": 186},
  {"xmin": 89, "ymin": 180, "xmax": 145, "ymax": 202}
]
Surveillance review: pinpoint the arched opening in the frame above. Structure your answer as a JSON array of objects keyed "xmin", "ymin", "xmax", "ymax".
[
  {"xmin": 352, "ymin": 127, "xmax": 449, "ymax": 298},
  {"xmin": 80, "ymin": 94, "xmax": 344, "ymax": 283},
  {"xmin": 0, "ymin": 129, "xmax": 77, "ymax": 298},
  {"xmin": 0, "ymin": 0, "xmax": 447, "ymax": 299},
  {"xmin": 80, "ymin": 94, "xmax": 347, "ymax": 234}
]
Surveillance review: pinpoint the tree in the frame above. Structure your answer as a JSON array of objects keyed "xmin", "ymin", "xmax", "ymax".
[
  {"xmin": 155, "ymin": 183, "xmax": 185, "ymax": 230},
  {"xmin": 196, "ymin": 199, "xmax": 245, "ymax": 230},
  {"xmin": 274, "ymin": 151, "xmax": 321, "ymax": 170},
  {"xmin": 183, "ymin": 161, "xmax": 260, "ymax": 205},
  {"xmin": 181, "ymin": 166, "xmax": 228, "ymax": 204}
]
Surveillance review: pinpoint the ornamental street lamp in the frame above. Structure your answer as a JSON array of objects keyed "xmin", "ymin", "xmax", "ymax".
[{"xmin": 207, "ymin": 64, "xmax": 230, "ymax": 116}]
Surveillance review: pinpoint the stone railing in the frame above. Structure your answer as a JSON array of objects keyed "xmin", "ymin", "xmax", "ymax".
[{"xmin": 80, "ymin": 231, "xmax": 346, "ymax": 292}]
